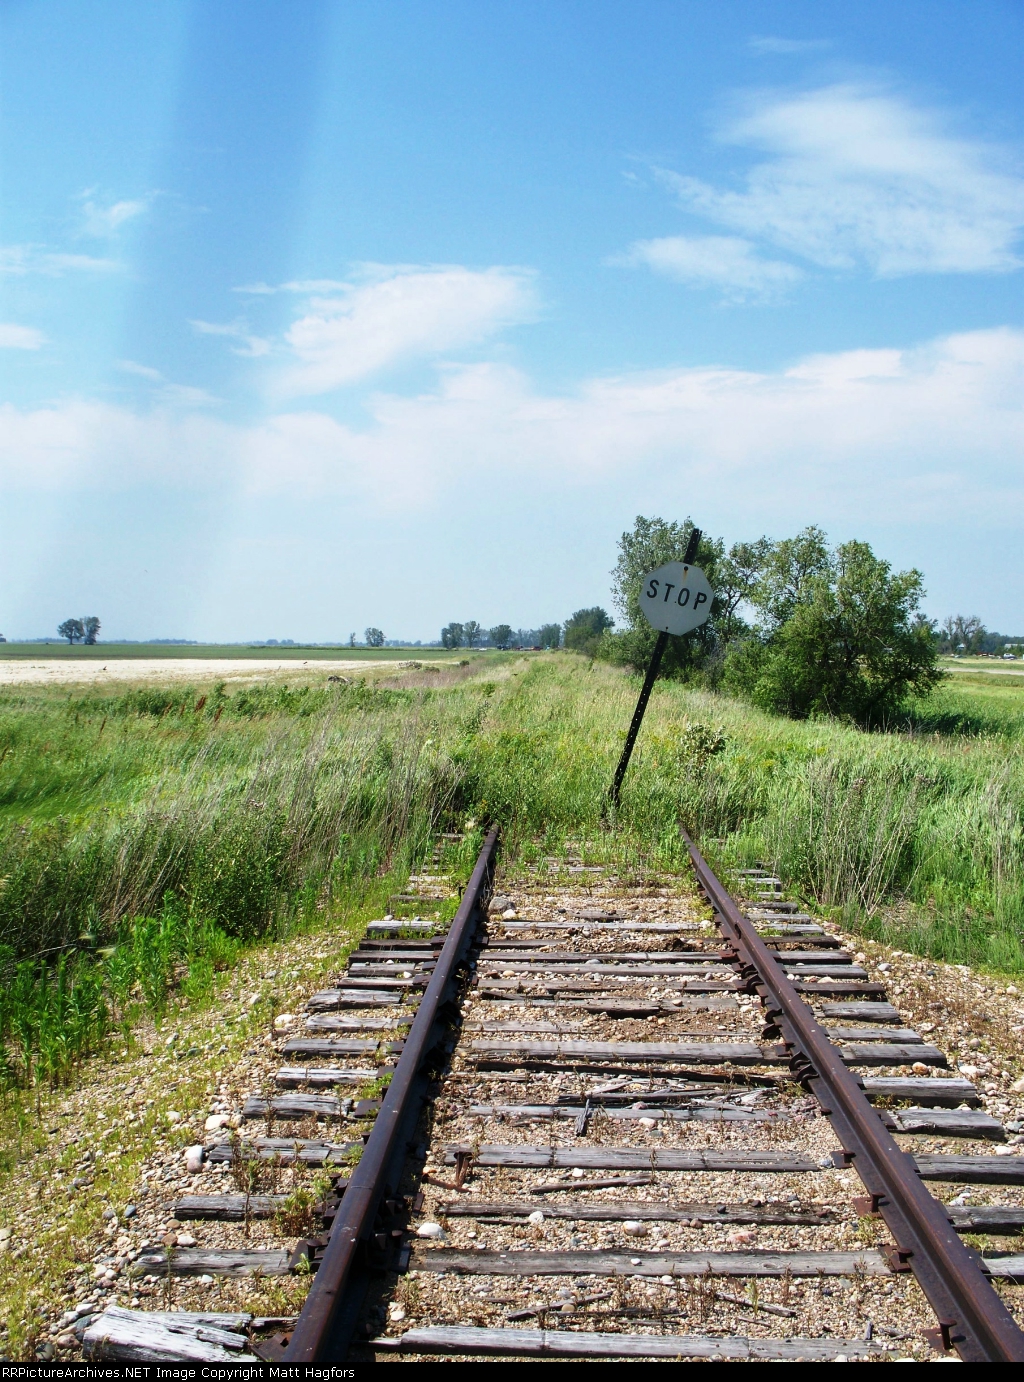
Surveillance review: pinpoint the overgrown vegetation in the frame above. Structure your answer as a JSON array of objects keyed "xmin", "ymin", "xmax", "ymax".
[{"xmin": 2, "ymin": 652, "xmax": 1024, "ymax": 1091}]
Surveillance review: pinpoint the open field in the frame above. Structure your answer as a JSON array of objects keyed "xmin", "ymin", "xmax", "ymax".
[{"xmin": 0, "ymin": 657, "xmax": 440, "ymax": 687}]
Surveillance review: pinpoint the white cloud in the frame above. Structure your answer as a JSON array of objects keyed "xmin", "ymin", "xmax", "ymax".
[
  {"xmin": 616, "ymin": 235, "xmax": 801, "ymax": 300},
  {"xmin": 80, "ymin": 193, "xmax": 149, "ymax": 238},
  {"xmin": 0, "ymin": 245, "xmax": 121, "ymax": 276},
  {"xmin": 748, "ymin": 37, "xmax": 831, "ymax": 55},
  {"xmin": 117, "ymin": 359, "xmax": 219, "ymax": 407},
  {"xmin": 3, "ymin": 328, "xmax": 1021, "ymax": 530},
  {"xmin": 0, "ymin": 324, "xmax": 46, "ymax": 350},
  {"xmin": 276, "ymin": 265, "xmax": 539, "ymax": 395},
  {"xmin": 190, "ymin": 319, "xmax": 271, "ymax": 358},
  {"xmin": 659, "ymin": 84, "xmax": 1024, "ymax": 275},
  {"xmin": 233, "ymin": 278, "xmax": 351, "ymax": 295}
]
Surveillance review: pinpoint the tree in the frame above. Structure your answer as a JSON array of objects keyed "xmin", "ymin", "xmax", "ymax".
[
  {"xmin": 82, "ymin": 616, "xmax": 100, "ymax": 645},
  {"xmin": 563, "ymin": 607, "xmax": 614, "ymax": 656},
  {"xmin": 463, "ymin": 620, "xmax": 482, "ymax": 648},
  {"xmin": 725, "ymin": 531, "xmax": 941, "ymax": 725},
  {"xmin": 489, "ymin": 624, "xmax": 514, "ymax": 650},
  {"xmin": 538, "ymin": 623, "xmax": 561, "ymax": 649},
  {"xmin": 940, "ymin": 614, "xmax": 984, "ymax": 655},
  {"xmin": 58, "ymin": 618, "xmax": 84, "ymax": 644},
  {"xmin": 441, "ymin": 623, "xmax": 464, "ymax": 649},
  {"xmin": 364, "ymin": 627, "xmax": 385, "ymax": 647},
  {"xmin": 605, "ymin": 515, "xmax": 740, "ymax": 679}
]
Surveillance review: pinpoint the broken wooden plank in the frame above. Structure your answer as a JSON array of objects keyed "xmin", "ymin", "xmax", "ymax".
[
  {"xmin": 884, "ymin": 1107, "xmax": 1004, "ymax": 1140},
  {"xmin": 279, "ymin": 1037, "xmax": 379, "ymax": 1055},
  {"xmin": 479, "ymin": 950, "xmax": 726, "ymax": 964},
  {"xmin": 915, "ymin": 1156, "xmax": 1024, "ymax": 1184},
  {"xmin": 982, "ymin": 1254, "xmax": 1024, "ymax": 1282},
  {"xmin": 131, "ymin": 1249, "xmax": 292, "ymax": 1278},
  {"xmin": 771, "ymin": 952, "xmax": 854, "ymax": 965},
  {"xmin": 948, "ymin": 1205, "xmax": 1024, "ymax": 1233},
  {"xmin": 862, "ymin": 1077, "xmax": 979, "ymax": 1107},
  {"xmin": 243, "ymin": 1094, "xmax": 343, "ymax": 1120},
  {"xmin": 442, "ymin": 1144, "xmax": 817, "ymax": 1172},
  {"xmin": 82, "ymin": 1307, "xmax": 257, "ymax": 1363},
  {"xmin": 818, "ymin": 1002, "xmax": 901, "ymax": 1022},
  {"xmin": 466, "ymin": 1103, "xmax": 776, "ymax": 1124},
  {"xmin": 841, "ymin": 1043, "xmax": 946, "ymax": 1067},
  {"xmin": 792, "ymin": 981, "xmax": 888, "ymax": 996},
  {"xmin": 307, "ymin": 1001, "xmax": 403, "ymax": 1018},
  {"xmin": 381, "ymin": 1326, "xmax": 883, "ymax": 1360},
  {"xmin": 174, "ymin": 1194, "xmax": 289, "ymax": 1220},
  {"xmin": 781, "ymin": 965, "xmax": 869, "ymax": 979},
  {"xmin": 440, "ymin": 1200, "xmax": 834, "ymax": 1224},
  {"xmin": 469, "ymin": 1040, "xmax": 772, "ymax": 1065},
  {"xmin": 824, "ymin": 1027, "xmax": 921, "ymax": 1043},
  {"xmin": 495, "ymin": 921, "xmax": 700, "ymax": 933},
  {"xmin": 205, "ymin": 1137, "xmax": 361, "ymax": 1166},
  {"xmin": 275, "ymin": 1065, "xmax": 380, "ymax": 1087},
  {"xmin": 477, "ymin": 963, "xmax": 735, "ymax": 978},
  {"xmin": 411, "ymin": 1248, "xmax": 887, "ymax": 1278}
]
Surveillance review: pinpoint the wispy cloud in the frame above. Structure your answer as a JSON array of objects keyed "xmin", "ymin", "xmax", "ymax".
[
  {"xmin": 748, "ymin": 37, "xmax": 831, "ymax": 55},
  {"xmin": 276, "ymin": 264, "xmax": 539, "ymax": 396},
  {"xmin": 0, "ymin": 245, "xmax": 121, "ymax": 276},
  {"xmin": 658, "ymin": 84, "xmax": 1024, "ymax": 276},
  {"xmin": 117, "ymin": 359, "xmax": 219, "ymax": 407},
  {"xmin": 615, "ymin": 235, "xmax": 801, "ymax": 300},
  {"xmin": 190, "ymin": 319, "xmax": 271, "ymax": 358},
  {"xmin": 79, "ymin": 190, "xmax": 150, "ymax": 238},
  {"xmin": 233, "ymin": 278, "xmax": 351, "ymax": 295},
  {"xmin": 0, "ymin": 324, "xmax": 46, "ymax": 350}
]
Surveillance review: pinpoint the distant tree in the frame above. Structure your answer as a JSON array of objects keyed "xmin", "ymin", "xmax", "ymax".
[
  {"xmin": 349, "ymin": 632, "xmax": 356, "ymax": 648},
  {"xmin": 82, "ymin": 616, "xmax": 100, "ymax": 645},
  {"xmin": 940, "ymin": 614, "xmax": 985, "ymax": 655},
  {"xmin": 724, "ymin": 531, "xmax": 941, "ymax": 726},
  {"xmin": 463, "ymin": 620, "xmax": 482, "ymax": 648},
  {"xmin": 489, "ymin": 624, "xmax": 514, "ymax": 650},
  {"xmin": 58, "ymin": 618, "xmax": 84, "ymax": 644},
  {"xmin": 538, "ymin": 623, "xmax": 561, "ymax": 649},
  {"xmin": 441, "ymin": 623, "xmax": 464, "ymax": 649},
  {"xmin": 364, "ymin": 627, "xmax": 385, "ymax": 647},
  {"xmin": 563, "ymin": 607, "xmax": 614, "ymax": 657}
]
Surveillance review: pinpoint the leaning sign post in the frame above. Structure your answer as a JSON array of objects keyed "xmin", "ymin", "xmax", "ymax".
[{"xmin": 608, "ymin": 527, "xmax": 714, "ymax": 810}]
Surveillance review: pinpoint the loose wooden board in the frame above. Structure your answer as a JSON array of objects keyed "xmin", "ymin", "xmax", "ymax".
[
  {"xmin": 442, "ymin": 1144, "xmax": 817, "ymax": 1172},
  {"xmin": 440, "ymin": 1200, "xmax": 833, "ymax": 1225},
  {"xmin": 411, "ymin": 1248, "xmax": 888, "ymax": 1278},
  {"xmin": 380, "ymin": 1326, "xmax": 883, "ymax": 1360}
]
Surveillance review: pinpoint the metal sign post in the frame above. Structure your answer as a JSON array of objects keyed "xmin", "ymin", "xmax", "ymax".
[{"xmin": 608, "ymin": 527, "xmax": 714, "ymax": 810}]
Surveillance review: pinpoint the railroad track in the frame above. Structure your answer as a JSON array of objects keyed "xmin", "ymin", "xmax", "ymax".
[{"xmin": 74, "ymin": 828, "xmax": 1024, "ymax": 1363}]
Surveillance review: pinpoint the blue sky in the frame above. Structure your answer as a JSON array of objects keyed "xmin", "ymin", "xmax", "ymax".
[{"xmin": 1, "ymin": 0, "xmax": 1022, "ymax": 641}]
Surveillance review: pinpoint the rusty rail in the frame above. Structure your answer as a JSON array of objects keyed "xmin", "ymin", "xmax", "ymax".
[
  {"xmin": 682, "ymin": 826, "xmax": 1024, "ymax": 1363},
  {"xmin": 284, "ymin": 826, "xmax": 499, "ymax": 1361}
]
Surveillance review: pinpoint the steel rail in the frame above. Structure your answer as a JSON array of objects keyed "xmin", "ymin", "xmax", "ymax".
[
  {"xmin": 682, "ymin": 826, "xmax": 1024, "ymax": 1363},
  {"xmin": 284, "ymin": 826, "xmax": 500, "ymax": 1362}
]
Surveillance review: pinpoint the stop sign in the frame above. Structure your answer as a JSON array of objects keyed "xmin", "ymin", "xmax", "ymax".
[{"xmin": 639, "ymin": 561, "xmax": 715, "ymax": 636}]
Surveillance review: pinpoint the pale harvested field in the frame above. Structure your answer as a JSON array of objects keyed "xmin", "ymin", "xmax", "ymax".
[{"xmin": 0, "ymin": 658, "xmax": 395, "ymax": 686}]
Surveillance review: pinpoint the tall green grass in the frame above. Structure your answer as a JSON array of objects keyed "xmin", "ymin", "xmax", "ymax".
[{"xmin": 1, "ymin": 653, "xmax": 1023, "ymax": 1079}]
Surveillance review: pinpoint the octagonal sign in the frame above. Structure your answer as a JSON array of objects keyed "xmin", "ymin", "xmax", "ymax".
[{"xmin": 639, "ymin": 561, "xmax": 715, "ymax": 636}]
